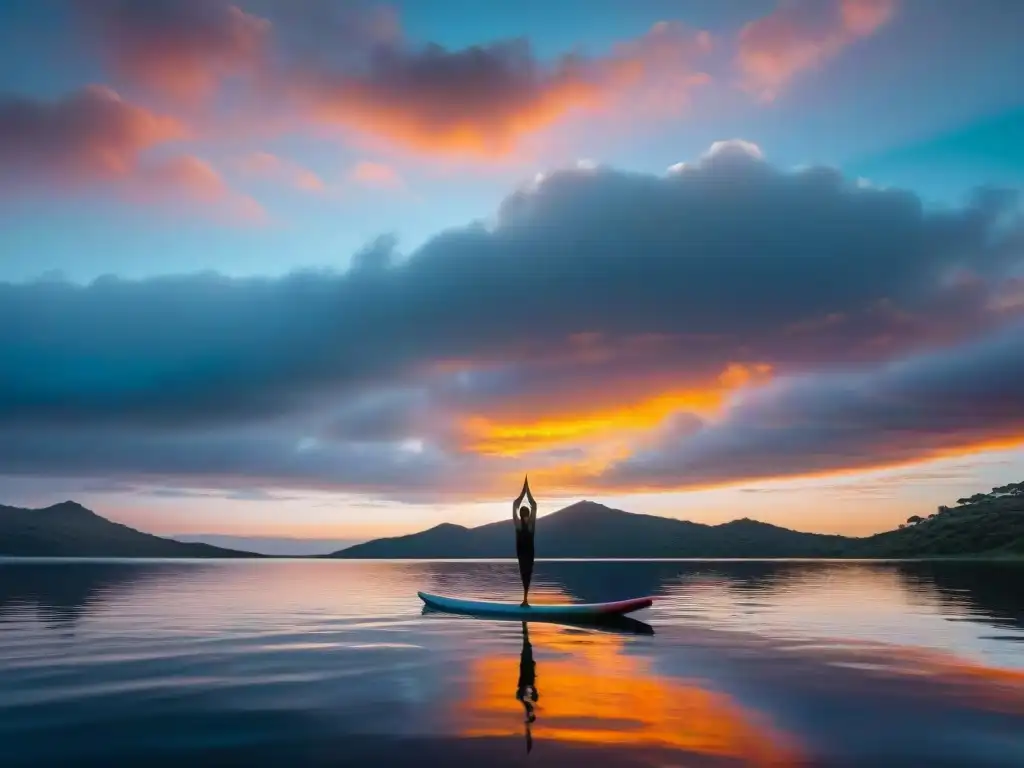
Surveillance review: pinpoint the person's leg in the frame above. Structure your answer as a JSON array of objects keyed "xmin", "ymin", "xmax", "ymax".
[{"xmin": 521, "ymin": 552, "xmax": 533, "ymax": 606}]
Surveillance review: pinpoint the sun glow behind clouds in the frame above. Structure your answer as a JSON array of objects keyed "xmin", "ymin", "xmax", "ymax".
[
  {"xmin": 460, "ymin": 362, "xmax": 773, "ymax": 458},
  {"xmin": 2, "ymin": 0, "xmax": 1023, "ymax": 541}
]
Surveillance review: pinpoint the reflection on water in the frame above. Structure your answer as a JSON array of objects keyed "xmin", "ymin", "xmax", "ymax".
[
  {"xmin": 460, "ymin": 619, "xmax": 803, "ymax": 765},
  {"xmin": 516, "ymin": 623, "xmax": 537, "ymax": 753},
  {"xmin": 1, "ymin": 558, "xmax": 1023, "ymax": 766}
]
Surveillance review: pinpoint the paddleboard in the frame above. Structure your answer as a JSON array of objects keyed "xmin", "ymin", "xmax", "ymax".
[{"xmin": 417, "ymin": 591, "xmax": 653, "ymax": 619}]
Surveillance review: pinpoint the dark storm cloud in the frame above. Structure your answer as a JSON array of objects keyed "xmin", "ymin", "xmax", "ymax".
[
  {"xmin": 3, "ymin": 144, "xmax": 1024, "ymax": 495},
  {"xmin": 599, "ymin": 319, "xmax": 1024, "ymax": 489},
  {"xmin": 1, "ymin": 144, "xmax": 1020, "ymax": 431}
]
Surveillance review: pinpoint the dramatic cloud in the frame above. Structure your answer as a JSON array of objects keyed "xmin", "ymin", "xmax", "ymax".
[
  {"xmin": 287, "ymin": 20, "xmax": 713, "ymax": 157},
  {"xmin": 73, "ymin": 0, "xmax": 712, "ymax": 158},
  {"xmin": 2, "ymin": 143, "xmax": 1022, "ymax": 498},
  {"xmin": 0, "ymin": 85, "xmax": 261, "ymax": 218},
  {"xmin": 80, "ymin": 0, "xmax": 270, "ymax": 101},
  {"xmin": 737, "ymin": 0, "xmax": 896, "ymax": 101},
  {"xmin": 0, "ymin": 85, "xmax": 185, "ymax": 186},
  {"xmin": 0, "ymin": 425, "xmax": 475, "ymax": 502},
  {"xmin": 597, "ymin": 319, "xmax": 1024, "ymax": 491},
  {"xmin": 58, "ymin": 0, "xmax": 902, "ymax": 161}
]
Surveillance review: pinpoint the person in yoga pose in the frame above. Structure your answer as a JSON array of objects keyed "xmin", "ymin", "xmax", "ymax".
[{"xmin": 512, "ymin": 476, "xmax": 537, "ymax": 607}]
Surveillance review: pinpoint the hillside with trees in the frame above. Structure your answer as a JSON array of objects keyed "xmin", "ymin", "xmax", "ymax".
[{"xmin": 848, "ymin": 482, "xmax": 1024, "ymax": 558}]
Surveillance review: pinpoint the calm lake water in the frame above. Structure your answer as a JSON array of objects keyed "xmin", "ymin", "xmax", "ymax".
[{"xmin": 1, "ymin": 559, "xmax": 1023, "ymax": 767}]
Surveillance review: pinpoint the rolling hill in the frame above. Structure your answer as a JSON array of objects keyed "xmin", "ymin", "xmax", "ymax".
[
  {"xmin": 329, "ymin": 500, "xmax": 852, "ymax": 559},
  {"xmin": 847, "ymin": 488, "xmax": 1024, "ymax": 558},
  {"xmin": 0, "ymin": 501, "xmax": 261, "ymax": 558},
  {"xmin": 331, "ymin": 489, "xmax": 1024, "ymax": 560},
  {"xmin": 5, "ymin": 484, "xmax": 1022, "ymax": 560}
]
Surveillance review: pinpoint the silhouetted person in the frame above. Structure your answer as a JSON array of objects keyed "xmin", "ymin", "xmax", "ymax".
[
  {"xmin": 515, "ymin": 621, "xmax": 538, "ymax": 753},
  {"xmin": 513, "ymin": 476, "xmax": 538, "ymax": 607}
]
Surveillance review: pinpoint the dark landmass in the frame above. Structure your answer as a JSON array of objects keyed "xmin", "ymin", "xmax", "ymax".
[
  {"xmin": 845, "ymin": 483, "xmax": 1024, "ymax": 558},
  {"xmin": 0, "ymin": 501, "xmax": 261, "ymax": 558},
  {"xmin": 332, "ymin": 484, "xmax": 1024, "ymax": 560},
  {"xmin": 330, "ymin": 501, "xmax": 849, "ymax": 559},
  {"xmin": 4, "ymin": 482, "xmax": 1022, "ymax": 560}
]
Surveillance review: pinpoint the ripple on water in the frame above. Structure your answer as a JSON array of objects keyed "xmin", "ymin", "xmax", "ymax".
[{"xmin": 1, "ymin": 558, "xmax": 1023, "ymax": 766}]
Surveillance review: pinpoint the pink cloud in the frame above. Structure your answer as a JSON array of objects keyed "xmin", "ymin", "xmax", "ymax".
[
  {"xmin": 68, "ymin": 1, "xmax": 721, "ymax": 162},
  {"xmin": 75, "ymin": 1, "xmax": 712, "ymax": 159},
  {"xmin": 132, "ymin": 155, "xmax": 266, "ymax": 223},
  {"xmin": 348, "ymin": 161, "xmax": 403, "ymax": 190},
  {"xmin": 737, "ymin": 0, "xmax": 897, "ymax": 101},
  {"xmin": 291, "ymin": 20, "xmax": 713, "ymax": 158},
  {"xmin": 239, "ymin": 151, "xmax": 326, "ymax": 193},
  {"xmin": 606, "ymin": 21, "xmax": 714, "ymax": 116},
  {"xmin": 0, "ymin": 85, "xmax": 186, "ymax": 185},
  {"xmin": 80, "ymin": 0, "xmax": 269, "ymax": 102},
  {"xmin": 0, "ymin": 85, "xmax": 260, "ymax": 223}
]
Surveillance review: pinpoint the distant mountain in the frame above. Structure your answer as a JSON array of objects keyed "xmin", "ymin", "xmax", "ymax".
[
  {"xmin": 172, "ymin": 534, "xmax": 363, "ymax": 556},
  {"xmin": 7, "ymin": 485, "xmax": 1022, "ymax": 560},
  {"xmin": 0, "ymin": 501, "xmax": 261, "ymax": 558},
  {"xmin": 328, "ymin": 501, "xmax": 852, "ymax": 559}
]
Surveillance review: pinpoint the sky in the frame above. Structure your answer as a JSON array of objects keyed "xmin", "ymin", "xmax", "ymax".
[{"xmin": 2, "ymin": 0, "xmax": 1024, "ymax": 547}]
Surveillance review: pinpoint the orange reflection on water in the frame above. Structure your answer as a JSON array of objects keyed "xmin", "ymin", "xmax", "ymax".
[
  {"xmin": 456, "ymin": 622, "xmax": 803, "ymax": 765},
  {"xmin": 819, "ymin": 639, "xmax": 1024, "ymax": 716}
]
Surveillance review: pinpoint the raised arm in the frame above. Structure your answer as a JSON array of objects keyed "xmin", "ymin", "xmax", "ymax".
[
  {"xmin": 522, "ymin": 476, "xmax": 538, "ymax": 532},
  {"xmin": 513, "ymin": 478, "xmax": 529, "ymax": 531}
]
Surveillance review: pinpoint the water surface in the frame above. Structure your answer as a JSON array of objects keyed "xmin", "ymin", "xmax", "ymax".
[{"xmin": 1, "ymin": 559, "xmax": 1023, "ymax": 766}]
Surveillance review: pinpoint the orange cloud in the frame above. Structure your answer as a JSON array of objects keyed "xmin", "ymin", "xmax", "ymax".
[
  {"xmin": 458, "ymin": 362, "xmax": 773, "ymax": 457},
  {"xmin": 0, "ymin": 85, "xmax": 186, "ymax": 185},
  {"xmin": 239, "ymin": 151, "xmax": 325, "ymax": 193},
  {"xmin": 0, "ymin": 84, "xmax": 261, "ymax": 221},
  {"xmin": 457, "ymin": 623, "xmax": 804, "ymax": 763},
  {"xmin": 546, "ymin": 424, "xmax": 1024, "ymax": 500},
  {"xmin": 348, "ymin": 161, "xmax": 403, "ymax": 189},
  {"xmin": 82, "ymin": 0, "xmax": 269, "ymax": 102},
  {"xmin": 292, "ymin": 21, "xmax": 712, "ymax": 158},
  {"xmin": 78, "ymin": 2, "xmax": 711, "ymax": 157},
  {"xmin": 737, "ymin": 0, "xmax": 897, "ymax": 101}
]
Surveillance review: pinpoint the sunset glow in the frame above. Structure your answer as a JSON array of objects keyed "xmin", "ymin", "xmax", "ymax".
[{"xmin": 2, "ymin": 0, "xmax": 1023, "ymax": 541}]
